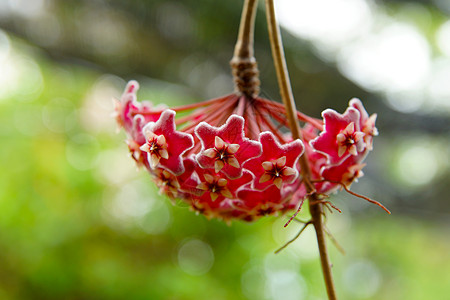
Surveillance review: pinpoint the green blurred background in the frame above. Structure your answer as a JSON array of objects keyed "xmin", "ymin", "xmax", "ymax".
[{"xmin": 0, "ymin": 0, "xmax": 449, "ymax": 299}]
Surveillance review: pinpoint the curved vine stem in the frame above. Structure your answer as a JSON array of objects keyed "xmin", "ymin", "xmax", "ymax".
[{"xmin": 264, "ymin": 1, "xmax": 338, "ymax": 299}]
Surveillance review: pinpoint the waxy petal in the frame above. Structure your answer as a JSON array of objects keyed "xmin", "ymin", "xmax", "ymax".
[
  {"xmin": 204, "ymin": 174, "xmax": 215, "ymax": 183},
  {"xmin": 157, "ymin": 135, "xmax": 166, "ymax": 146},
  {"xmin": 197, "ymin": 182, "xmax": 209, "ymax": 190},
  {"xmin": 338, "ymin": 145, "xmax": 347, "ymax": 157},
  {"xmin": 160, "ymin": 149, "xmax": 169, "ymax": 159},
  {"xmin": 228, "ymin": 144, "xmax": 240, "ymax": 154},
  {"xmin": 273, "ymin": 178, "xmax": 283, "ymax": 189},
  {"xmin": 150, "ymin": 153, "xmax": 160, "ymax": 168},
  {"xmin": 227, "ymin": 157, "xmax": 240, "ymax": 169},
  {"xmin": 262, "ymin": 161, "xmax": 273, "ymax": 171},
  {"xmin": 276, "ymin": 156, "xmax": 286, "ymax": 168},
  {"xmin": 259, "ymin": 173, "xmax": 272, "ymax": 184},
  {"xmin": 220, "ymin": 189, "xmax": 233, "ymax": 199},
  {"xmin": 348, "ymin": 145, "xmax": 358, "ymax": 156},
  {"xmin": 140, "ymin": 144, "xmax": 150, "ymax": 152},
  {"xmin": 354, "ymin": 132, "xmax": 365, "ymax": 142},
  {"xmin": 343, "ymin": 122, "xmax": 355, "ymax": 135},
  {"xmin": 210, "ymin": 193, "xmax": 219, "ymax": 202},
  {"xmin": 204, "ymin": 148, "xmax": 217, "ymax": 158},
  {"xmin": 217, "ymin": 178, "xmax": 228, "ymax": 187},
  {"xmin": 282, "ymin": 167, "xmax": 296, "ymax": 177},
  {"xmin": 215, "ymin": 160, "xmax": 225, "ymax": 173},
  {"xmin": 215, "ymin": 136, "xmax": 225, "ymax": 149},
  {"xmin": 336, "ymin": 133, "xmax": 346, "ymax": 143}
]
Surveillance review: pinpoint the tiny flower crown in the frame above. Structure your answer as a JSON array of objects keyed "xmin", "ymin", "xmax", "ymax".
[{"xmin": 114, "ymin": 80, "xmax": 379, "ymax": 222}]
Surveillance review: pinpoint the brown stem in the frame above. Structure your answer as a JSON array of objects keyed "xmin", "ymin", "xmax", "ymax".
[
  {"xmin": 265, "ymin": 1, "xmax": 337, "ymax": 299},
  {"xmin": 310, "ymin": 201, "xmax": 338, "ymax": 299},
  {"xmin": 231, "ymin": 0, "xmax": 260, "ymax": 99},
  {"xmin": 264, "ymin": 0, "xmax": 301, "ymax": 140}
]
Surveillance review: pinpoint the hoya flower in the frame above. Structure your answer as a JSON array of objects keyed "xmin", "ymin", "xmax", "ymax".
[
  {"xmin": 310, "ymin": 106, "xmax": 366, "ymax": 165},
  {"xmin": 114, "ymin": 80, "xmax": 379, "ymax": 222},
  {"xmin": 140, "ymin": 109, "xmax": 194, "ymax": 175},
  {"xmin": 195, "ymin": 115, "xmax": 262, "ymax": 179}
]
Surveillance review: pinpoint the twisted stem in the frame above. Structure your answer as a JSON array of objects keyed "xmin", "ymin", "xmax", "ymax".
[
  {"xmin": 231, "ymin": 0, "xmax": 260, "ymax": 99},
  {"xmin": 264, "ymin": 1, "xmax": 337, "ymax": 299}
]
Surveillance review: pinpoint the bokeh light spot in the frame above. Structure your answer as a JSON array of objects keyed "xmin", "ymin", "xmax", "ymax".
[
  {"xmin": 110, "ymin": 182, "xmax": 153, "ymax": 219},
  {"xmin": 428, "ymin": 58, "xmax": 450, "ymax": 113},
  {"xmin": 138, "ymin": 204, "xmax": 171, "ymax": 235},
  {"xmin": 177, "ymin": 239, "xmax": 214, "ymax": 276},
  {"xmin": 436, "ymin": 21, "xmax": 450, "ymax": 57},
  {"xmin": 241, "ymin": 264, "xmax": 266, "ymax": 300},
  {"xmin": 81, "ymin": 74, "xmax": 125, "ymax": 134},
  {"xmin": 94, "ymin": 149, "xmax": 138, "ymax": 185},
  {"xmin": 14, "ymin": 105, "xmax": 44, "ymax": 136},
  {"xmin": 42, "ymin": 98, "xmax": 76, "ymax": 133},
  {"xmin": 8, "ymin": 0, "xmax": 46, "ymax": 18},
  {"xmin": 279, "ymin": 0, "xmax": 372, "ymax": 48},
  {"xmin": 266, "ymin": 270, "xmax": 307, "ymax": 300},
  {"xmin": 339, "ymin": 23, "xmax": 431, "ymax": 93},
  {"xmin": 396, "ymin": 145, "xmax": 439, "ymax": 186},
  {"xmin": 343, "ymin": 260, "xmax": 381, "ymax": 298},
  {"xmin": 65, "ymin": 133, "xmax": 100, "ymax": 171}
]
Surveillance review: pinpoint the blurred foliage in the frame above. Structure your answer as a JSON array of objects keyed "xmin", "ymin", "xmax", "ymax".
[{"xmin": 0, "ymin": 0, "xmax": 449, "ymax": 299}]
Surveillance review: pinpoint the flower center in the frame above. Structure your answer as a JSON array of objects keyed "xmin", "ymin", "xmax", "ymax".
[
  {"xmin": 336, "ymin": 122, "xmax": 364, "ymax": 157},
  {"xmin": 140, "ymin": 132, "xmax": 169, "ymax": 168},
  {"xmin": 259, "ymin": 156, "xmax": 296, "ymax": 189},
  {"xmin": 155, "ymin": 170, "xmax": 180, "ymax": 195},
  {"xmin": 197, "ymin": 174, "xmax": 233, "ymax": 201},
  {"xmin": 204, "ymin": 136, "xmax": 240, "ymax": 173}
]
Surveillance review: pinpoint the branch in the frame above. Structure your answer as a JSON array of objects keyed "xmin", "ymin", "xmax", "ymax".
[{"xmin": 265, "ymin": 1, "xmax": 338, "ymax": 299}]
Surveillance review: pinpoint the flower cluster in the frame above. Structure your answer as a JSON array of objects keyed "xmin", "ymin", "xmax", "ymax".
[{"xmin": 114, "ymin": 80, "xmax": 378, "ymax": 222}]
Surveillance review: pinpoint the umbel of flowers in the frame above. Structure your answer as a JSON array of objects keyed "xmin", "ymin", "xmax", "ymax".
[{"xmin": 114, "ymin": 80, "xmax": 379, "ymax": 222}]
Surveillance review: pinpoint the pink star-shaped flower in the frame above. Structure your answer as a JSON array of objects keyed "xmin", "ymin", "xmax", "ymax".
[
  {"xmin": 349, "ymin": 98, "xmax": 378, "ymax": 151},
  {"xmin": 140, "ymin": 109, "xmax": 194, "ymax": 175},
  {"xmin": 310, "ymin": 106, "xmax": 365, "ymax": 165},
  {"xmin": 193, "ymin": 167, "xmax": 253, "ymax": 202},
  {"xmin": 195, "ymin": 115, "xmax": 262, "ymax": 179},
  {"xmin": 113, "ymin": 81, "xmax": 138, "ymax": 131},
  {"xmin": 243, "ymin": 131, "xmax": 304, "ymax": 190},
  {"xmin": 126, "ymin": 115, "xmax": 149, "ymax": 168},
  {"xmin": 114, "ymin": 80, "xmax": 166, "ymax": 133},
  {"xmin": 151, "ymin": 157, "xmax": 196, "ymax": 199},
  {"xmin": 320, "ymin": 154, "xmax": 366, "ymax": 188}
]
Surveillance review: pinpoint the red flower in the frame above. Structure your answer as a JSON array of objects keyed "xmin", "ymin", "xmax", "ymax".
[
  {"xmin": 321, "ymin": 154, "xmax": 366, "ymax": 188},
  {"xmin": 141, "ymin": 110, "xmax": 194, "ymax": 176},
  {"xmin": 243, "ymin": 131, "xmax": 303, "ymax": 190},
  {"xmin": 349, "ymin": 98, "xmax": 378, "ymax": 151},
  {"xmin": 310, "ymin": 105, "xmax": 366, "ymax": 165},
  {"xmin": 114, "ymin": 82, "xmax": 378, "ymax": 222},
  {"xmin": 237, "ymin": 185, "xmax": 285, "ymax": 219}
]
